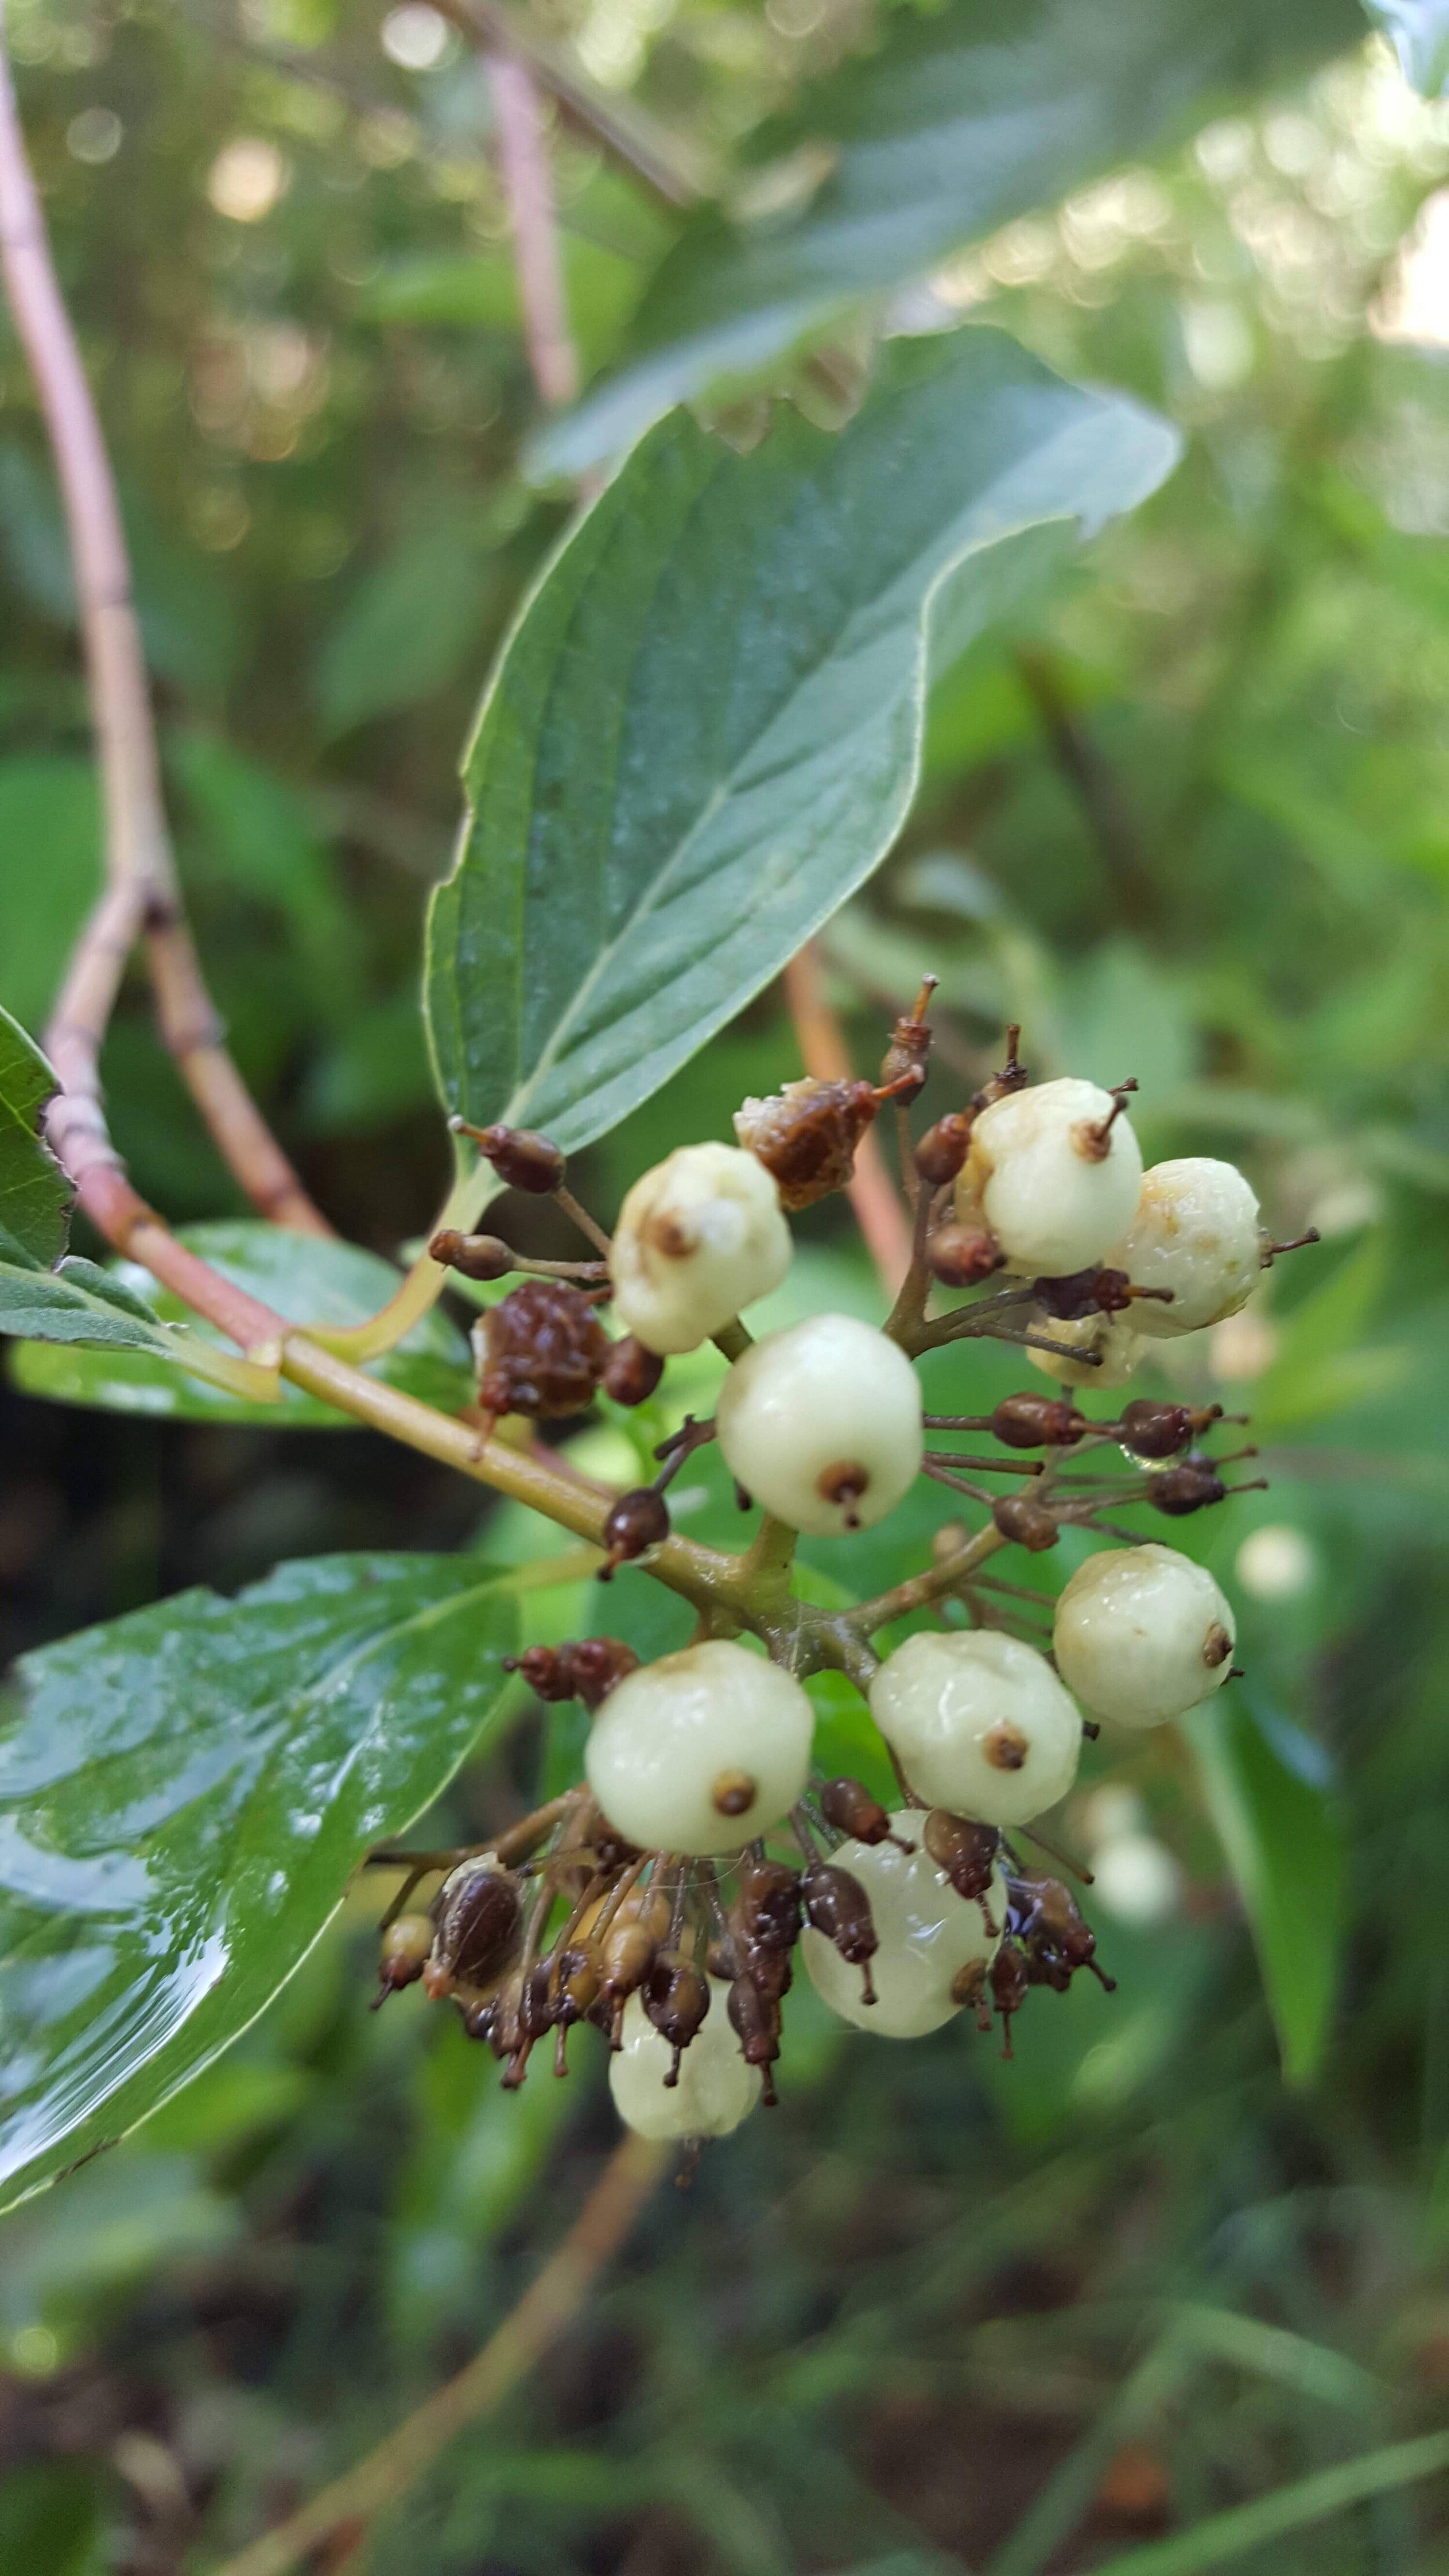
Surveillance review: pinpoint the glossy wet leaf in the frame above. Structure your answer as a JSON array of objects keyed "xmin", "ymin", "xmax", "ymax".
[
  {"xmin": 9, "ymin": 1221, "xmax": 474, "ymax": 1423},
  {"xmin": 536, "ymin": 0, "xmax": 1362, "ymax": 476},
  {"xmin": 0, "ymin": 1006, "xmax": 198, "ymax": 1367},
  {"xmin": 0, "ymin": 1003, "xmax": 67, "ymax": 1267},
  {"xmin": 1184, "ymin": 1693, "xmax": 1345, "ymax": 2086},
  {"xmin": 428, "ymin": 330, "xmax": 1178, "ymax": 1181},
  {"xmin": 0, "ymin": 1552, "xmax": 520, "ymax": 2211},
  {"xmin": 1364, "ymin": 0, "xmax": 1449, "ymax": 91}
]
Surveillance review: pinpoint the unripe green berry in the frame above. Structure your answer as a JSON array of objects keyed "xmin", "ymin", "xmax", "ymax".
[
  {"xmin": 1053, "ymin": 1542, "xmax": 1236, "ymax": 1727},
  {"xmin": 611, "ymin": 1144, "xmax": 791, "ymax": 1355},
  {"xmin": 715, "ymin": 1314, "xmax": 923, "ymax": 1536},
  {"xmin": 1111, "ymin": 1158, "xmax": 1265, "ymax": 1338},
  {"xmin": 868, "ymin": 1631, "xmax": 1082, "ymax": 1825},
  {"xmin": 1028, "ymin": 1310, "xmax": 1144, "ymax": 1389},
  {"xmin": 584, "ymin": 1639, "xmax": 813, "ymax": 1855},
  {"xmin": 609, "ymin": 1981, "xmax": 762, "ymax": 2137},
  {"xmin": 960, "ymin": 1078, "xmax": 1142, "ymax": 1276},
  {"xmin": 801, "ymin": 1818, "xmax": 1008, "ymax": 2037}
]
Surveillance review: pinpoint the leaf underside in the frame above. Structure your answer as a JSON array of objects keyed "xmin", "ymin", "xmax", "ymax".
[
  {"xmin": 0, "ymin": 1553, "xmax": 520, "ymax": 2212},
  {"xmin": 536, "ymin": 0, "xmax": 1366, "ymax": 475},
  {"xmin": 427, "ymin": 329, "xmax": 1179, "ymax": 1188}
]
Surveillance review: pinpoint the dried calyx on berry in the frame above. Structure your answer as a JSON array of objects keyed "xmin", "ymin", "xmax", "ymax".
[
  {"xmin": 961, "ymin": 1076, "xmax": 1143, "ymax": 1276},
  {"xmin": 475, "ymin": 1279, "xmax": 609, "ymax": 1420},
  {"xmin": 733, "ymin": 1076, "xmax": 882, "ymax": 1210},
  {"xmin": 1054, "ymin": 1545, "xmax": 1236, "ymax": 1728},
  {"xmin": 880, "ymin": 975, "xmax": 938, "ymax": 1098},
  {"xmin": 503, "ymin": 1637, "xmax": 640, "ymax": 1709},
  {"xmin": 869, "ymin": 1631, "xmax": 1082, "ymax": 1824}
]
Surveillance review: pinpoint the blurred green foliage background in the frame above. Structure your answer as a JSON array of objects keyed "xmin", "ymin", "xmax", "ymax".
[{"xmin": 6, "ymin": 1, "xmax": 1449, "ymax": 2568}]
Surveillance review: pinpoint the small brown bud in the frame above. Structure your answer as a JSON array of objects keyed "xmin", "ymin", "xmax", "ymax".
[
  {"xmin": 461, "ymin": 1122, "xmax": 566, "ymax": 1194},
  {"xmin": 476, "ymin": 1279, "xmax": 609, "ymax": 1421},
  {"xmin": 992, "ymin": 1494, "xmax": 1060, "ymax": 1551},
  {"xmin": 734, "ymin": 1861, "xmax": 802, "ymax": 1952},
  {"xmin": 972, "ymin": 1024, "xmax": 1027, "ymax": 1111},
  {"xmin": 991, "ymin": 1393, "xmax": 1086, "ymax": 1450},
  {"xmin": 1033, "ymin": 1266, "xmax": 1134, "ymax": 1322},
  {"xmin": 1148, "ymin": 1462, "xmax": 1227, "ymax": 1517},
  {"xmin": 802, "ymin": 1863, "xmax": 878, "ymax": 1966},
  {"xmin": 922, "ymin": 1810, "xmax": 999, "ymax": 1901},
  {"xmin": 929, "ymin": 1223, "xmax": 1005, "ymax": 1287},
  {"xmin": 429, "ymin": 1860, "xmax": 522, "ymax": 1992},
  {"xmin": 818, "ymin": 1777, "xmax": 895, "ymax": 1844},
  {"xmin": 599, "ymin": 1486, "xmax": 671, "ymax": 1577},
  {"xmin": 727, "ymin": 1974, "xmax": 782, "ymax": 2084},
  {"xmin": 567, "ymin": 1637, "xmax": 640, "ymax": 1709},
  {"xmin": 375, "ymin": 1911, "xmax": 434, "ymax": 2000},
  {"xmin": 734, "ymin": 1076, "xmax": 881, "ymax": 1210},
  {"xmin": 914, "ymin": 1111, "xmax": 974, "ymax": 1188},
  {"xmin": 430, "ymin": 1229, "xmax": 514, "ymax": 1281},
  {"xmin": 880, "ymin": 976, "xmax": 937, "ymax": 1095},
  {"xmin": 643, "ymin": 1950, "xmax": 711, "ymax": 2065},
  {"xmin": 1116, "ymin": 1399, "xmax": 1219, "ymax": 1461},
  {"xmin": 602, "ymin": 1336, "xmax": 665, "ymax": 1407}
]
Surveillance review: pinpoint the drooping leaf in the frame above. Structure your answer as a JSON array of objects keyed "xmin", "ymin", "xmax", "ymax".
[
  {"xmin": 0, "ymin": 1552, "xmax": 520, "ymax": 2211},
  {"xmin": 0, "ymin": 1005, "xmax": 199, "ymax": 1366},
  {"xmin": 1363, "ymin": 0, "xmax": 1449, "ymax": 92},
  {"xmin": 1185, "ymin": 1692, "xmax": 1346, "ymax": 2085},
  {"xmin": 427, "ymin": 330, "xmax": 1178, "ymax": 1199},
  {"xmin": 535, "ymin": 0, "xmax": 1364, "ymax": 476},
  {"xmin": 9, "ymin": 1222, "xmax": 474, "ymax": 1423},
  {"xmin": 0, "ymin": 1005, "xmax": 68, "ymax": 1267}
]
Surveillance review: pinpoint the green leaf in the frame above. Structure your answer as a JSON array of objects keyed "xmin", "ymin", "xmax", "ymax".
[
  {"xmin": 0, "ymin": 2462, "xmax": 100, "ymax": 2576},
  {"xmin": 1363, "ymin": 1, "xmax": 1449, "ymax": 92},
  {"xmin": 317, "ymin": 518, "xmax": 508, "ymax": 738},
  {"xmin": 1086, "ymin": 2430, "xmax": 1449, "ymax": 2576},
  {"xmin": 0, "ymin": 1552, "xmax": 520, "ymax": 2211},
  {"xmin": 428, "ymin": 330, "xmax": 1178, "ymax": 1174},
  {"xmin": 0, "ymin": 758, "xmax": 101, "ymax": 1037},
  {"xmin": 1184, "ymin": 1693, "xmax": 1345, "ymax": 2086},
  {"xmin": 0, "ymin": 1007, "xmax": 209, "ymax": 1370},
  {"xmin": 9, "ymin": 1222, "xmax": 474, "ymax": 1423},
  {"xmin": 0, "ymin": 1005, "xmax": 67, "ymax": 1268},
  {"xmin": 536, "ymin": 0, "xmax": 1363, "ymax": 477}
]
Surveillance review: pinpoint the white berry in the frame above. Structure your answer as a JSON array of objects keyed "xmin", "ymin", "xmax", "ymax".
[
  {"xmin": 802, "ymin": 1819, "xmax": 1008, "ymax": 2036},
  {"xmin": 584, "ymin": 1639, "xmax": 813, "ymax": 1854},
  {"xmin": 868, "ymin": 1629, "xmax": 1082, "ymax": 1825},
  {"xmin": 715, "ymin": 1314, "xmax": 923, "ymax": 1536},
  {"xmin": 609, "ymin": 1982, "xmax": 761, "ymax": 2138},
  {"xmin": 959, "ymin": 1078, "xmax": 1143, "ymax": 1276},
  {"xmin": 610, "ymin": 1143, "xmax": 792, "ymax": 1355},
  {"xmin": 1028, "ymin": 1310, "xmax": 1144, "ymax": 1388},
  {"xmin": 1111, "ymin": 1158, "xmax": 1266, "ymax": 1338},
  {"xmin": 1053, "ymin": 1542, "xmax": 1236, "ymax": 1728}
]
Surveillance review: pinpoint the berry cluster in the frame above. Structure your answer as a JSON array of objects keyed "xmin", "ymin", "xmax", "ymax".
[{"xmin": 375, "ymin": 992, "xmax": 1315, "ymax": 2148}]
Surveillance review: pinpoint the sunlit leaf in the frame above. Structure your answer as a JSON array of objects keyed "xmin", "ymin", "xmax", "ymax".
[
  {"xmin": 428, "ymin": 330, "xmax": 1178, "ymax": 1189},
  {"xmin": 0, "ymin": 1553, "xmax": 520, "ymax": 2211},
  {"xmin": 1363, "ymin": 0, "xmax": 1449, "ymax": 92},
  {"xmin": 536, "ymin": 0, "xmax": 1363, "ymax": 476}
]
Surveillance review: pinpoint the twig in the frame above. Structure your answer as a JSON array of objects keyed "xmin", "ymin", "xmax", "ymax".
[
  {"xmin": 0, "ymin": 19, "xmax": 329, "ymax": 1237},
  {"xmin": 488, "ymin": 49, "xmax": 579, "ymax": 409},
  {"xmin": 210, "ymin": 2133, "xmax": 665, "ymax": 2576},
  {"xmin": 783, "ymin": 944, "xmax": 913, "ymax": 1291},
  {"xmin": 430, "ymin": 0, "xmax": 707, "ymax": 208}
]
